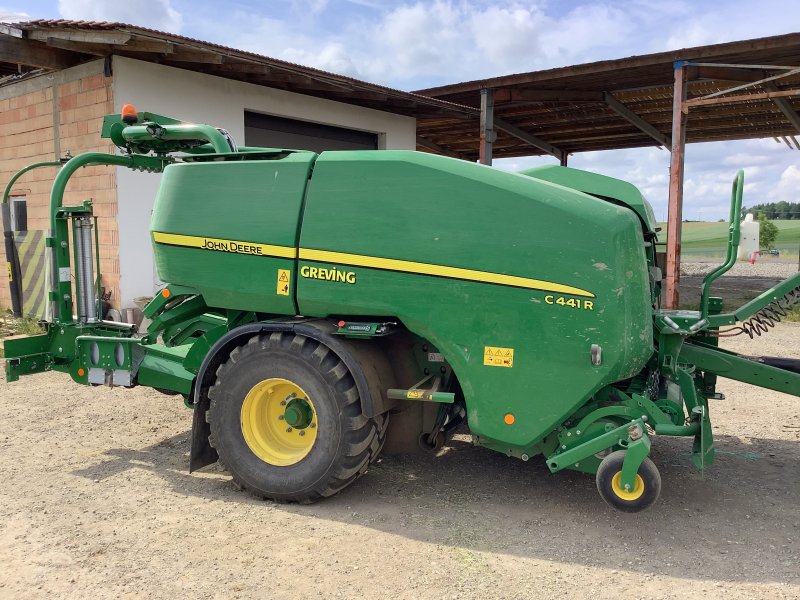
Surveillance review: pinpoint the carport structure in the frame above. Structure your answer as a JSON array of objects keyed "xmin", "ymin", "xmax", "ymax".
[{"xmin": 415, "ymin": 33, "xmax": 800, "ymax": 308}]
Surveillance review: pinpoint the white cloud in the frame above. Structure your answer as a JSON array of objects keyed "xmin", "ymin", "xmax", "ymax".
[
  {"xmin": 769, "ymin": 164, "xmax": 800, "ymax": 202},
  {"xmin": 57, "ymin": 0, "xmax": 182, "ymax": 33},
  {"xmin": 0, "ymin": 7, "xmax": 29, "ymax": 22}
]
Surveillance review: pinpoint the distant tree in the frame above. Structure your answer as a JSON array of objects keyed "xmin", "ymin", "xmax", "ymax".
[
  {"xmin": 758, "ymin": 213, "xmax": 779, "ymax": 249},
  {"xmin": 746, "ymin": 201, "xmax": 800, "ymax": 220}
]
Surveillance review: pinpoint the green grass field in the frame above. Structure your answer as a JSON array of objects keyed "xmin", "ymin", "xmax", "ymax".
[{"xmin": 656, "ymin": 220, "xmax": 800, "ymax": 260}]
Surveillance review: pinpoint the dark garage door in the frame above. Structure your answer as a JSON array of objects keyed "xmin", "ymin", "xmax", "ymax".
[{"xmin": 244, "ymin": 112, "xmax": 378, "ymax": 152}]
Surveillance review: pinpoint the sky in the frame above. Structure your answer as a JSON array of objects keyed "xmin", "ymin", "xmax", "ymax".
[{"xmin": 2, "ymin": 0, "xmax": 800, "ymax": 220}]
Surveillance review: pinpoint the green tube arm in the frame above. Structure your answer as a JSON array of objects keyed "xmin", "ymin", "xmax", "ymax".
[
  {"xmin": 49, "ymin": 152, "xmax": 166, "ymax": 230},
  {"xmin": 700, "ymin": 170, "xmax": 744, "ymax": 317},
  {"xmin": 48, "ymin": 152, "xmax": 167, "ymax": 322},
  {"xmin": 3, "ymin": 160, "xmax": 65, "ymax": 316},
  {"xmin": 3, "ymin": 160, "xmax": 65, "ymax": 205},
  {"xmin": 121, "ymin": 123, "xmax": 233, "ymax": 154}
]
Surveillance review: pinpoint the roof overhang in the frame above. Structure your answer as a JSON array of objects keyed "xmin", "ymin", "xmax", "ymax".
[
  {"xmin": 414, "ymin": 33, "xmax": 800, "ymax": 161},
  {"xmin": 0, "ymin": 19, "xmax": 478, "ymax": 143}
]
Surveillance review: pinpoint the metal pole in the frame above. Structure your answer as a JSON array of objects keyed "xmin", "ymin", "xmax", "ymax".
[
  {"xmin": 479, "ymin": 88, "xmax": 494, "ymax": 165},
  {"xmin": 665, "ymin": 61, "xmax": 689, "ymax": 309}
]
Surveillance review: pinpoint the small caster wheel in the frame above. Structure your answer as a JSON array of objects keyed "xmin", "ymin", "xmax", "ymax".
[
  {"xmin": 418, "ymin": 431, "xmax": 445, "ymax": 452},
  {"xmin": 596, "ymin": 450, "xmax": 661, "ymax": 512}
]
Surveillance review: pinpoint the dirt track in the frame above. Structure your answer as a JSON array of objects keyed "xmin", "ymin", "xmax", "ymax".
[{"xmin": 1, "ymin": 325, "xmax": 799, "ymax": 599}]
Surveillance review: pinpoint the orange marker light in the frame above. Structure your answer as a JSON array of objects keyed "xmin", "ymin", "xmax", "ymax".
[
  {"xmin": 161, "ymin": 289, "xmax": 171, "ymax": 298},
  {"xmin": 504, "ymin": 413, "xmax": 515, "ymax": 425},
  {"xmin": 121, "ymin": 103, "xmax": 139, "ymax": 125},
  {"xmin": 77, "ymin": 368, "xmax": 85, "ymax": 377}
]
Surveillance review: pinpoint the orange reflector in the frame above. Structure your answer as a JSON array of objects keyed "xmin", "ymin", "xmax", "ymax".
[
  {"xmin": 121, "ymin": 103, "xmax": 138, "ymax": 124},
  {"xmin": 504, "ymin": 413, "xmax": 515, "ymax": 425},
  {"xmin": 77, "ymin": 368, "xmax": 85, "ymax": 377},
  {"xmin": 161, "ymin": 289, "xmax": 171, "ymax": 298}
]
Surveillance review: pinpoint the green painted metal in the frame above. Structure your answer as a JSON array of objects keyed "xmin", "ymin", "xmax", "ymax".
[
  {"xmin": 707, "ymin": 271, "xmax": 800, "ymax": 327},
  {"xmin": 6, "ymin": 109, "xmax": 800, "ymax": 506},
  {"xmin": 49, "ymin": 153, "xmax": 167, "ymax": 322},
  {"xmin": 619, "ymin": 434, "xmax": 651, "ymax": 490},
  {"xmin": 546, "ymin": 418, "xmax": 648, "ymax": 473},
  {"xmin": 297, "ymin": 151, "xmax": 653, "ymax": 452},
  {"xmin": 700, "ymin": 170, "xmax": 744, "ymax": 318},
  {"xmin": 680, "ymin": 340, "xmax": 800, "ymax": 396},
  {"xmin": 520, "ymin": 164, "xmax": 658, "ymax": 233}
]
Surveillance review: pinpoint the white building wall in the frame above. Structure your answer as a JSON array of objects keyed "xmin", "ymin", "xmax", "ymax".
[{"xmin": 112, "ymin": 56, "xmax": 416, "ymax": 307}]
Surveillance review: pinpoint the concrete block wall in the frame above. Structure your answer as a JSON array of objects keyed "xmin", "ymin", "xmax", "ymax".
[{"xmin": 0, "ymin": 61, "xmax": 119, "ymax": 312}]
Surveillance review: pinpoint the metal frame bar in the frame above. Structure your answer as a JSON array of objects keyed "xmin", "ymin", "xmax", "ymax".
[
  {"xmin": 665, "ymin": 60, "xmax": 800, "ymax": 308},
  {"xmin": 603, "ymin": 92, "xmax": 670, "ymax": 147},
  {"xmin": 665, "ymin": 61, "xmax": 688, "ymax": 309},
  {"xmin": 479, "ymin": 88, "xmax": 494, "ymax": 165},
  {"xmin": 493, "ymin": 117, "xmax": 564, "ymax": 161}
]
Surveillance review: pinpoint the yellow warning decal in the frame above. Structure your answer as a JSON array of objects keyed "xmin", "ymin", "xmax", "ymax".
[
  {"xmin": 152, "ymin": 232, "xmax": 296, "ymax": 259},
  {"xmin": 277, "ymin": 269, "xmax": 291, "ymax": 296},
  {"xmin": 484, "ymin": 346, "xmax": 514, "ymax": 368}
]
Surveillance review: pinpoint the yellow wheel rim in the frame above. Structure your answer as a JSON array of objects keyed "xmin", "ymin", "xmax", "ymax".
[
  {"xmin": 240, "ymin": 378, "xmax": 317, "ymax": 466},
  {"xmin": 610, "ymin": 471, "xmax": 645, "ymax": 501}
]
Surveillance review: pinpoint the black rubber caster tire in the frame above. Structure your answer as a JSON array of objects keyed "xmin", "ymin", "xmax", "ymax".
[{"xmin": 596, "ymin": 450, "xmax": 661, "ymax": 512}]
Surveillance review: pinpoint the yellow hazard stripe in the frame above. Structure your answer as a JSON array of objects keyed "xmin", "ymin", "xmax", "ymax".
[
  {"xmin": 152, "ymin": 232, "xmax": 595, "ymax": 298},
  {"xmin": 152, "ymin": 232, "xmax": 297, "ymax": 259},
  {"xmin": 299, "ymin": 248, "xmax": 596, "ymax": 298}
]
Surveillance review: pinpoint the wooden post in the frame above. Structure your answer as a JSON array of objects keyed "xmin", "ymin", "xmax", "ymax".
[
  {"xmin": 479, "ymin": 88, "xmax": 494, "ymax": 165},
  {"xmin": 665, "ymin": 61, "xmax": 688, "ymax": 309}
]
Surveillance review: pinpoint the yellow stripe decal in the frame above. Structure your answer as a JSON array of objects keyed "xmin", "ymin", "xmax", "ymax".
[
  {"xmin": 299, "ymin": 248, "xmax": 596, "ymax": 298},
  {"xmin": 153, "ymin": 232, "xmax": 296, "ymax": 259},
  {"xmin": 153, "ymin": 232, "xmax": 594, "ymax": 298}
]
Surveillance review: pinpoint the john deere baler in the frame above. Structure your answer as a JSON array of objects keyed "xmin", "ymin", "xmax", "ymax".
[{"xmin": 4, "ymin": 109, "xmax": 799, "ymax": 511}]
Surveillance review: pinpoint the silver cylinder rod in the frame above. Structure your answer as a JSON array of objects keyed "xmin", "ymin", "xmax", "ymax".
[{"xmin": 74, "ymin": 216, "xmax": 97, "ymax": 322}]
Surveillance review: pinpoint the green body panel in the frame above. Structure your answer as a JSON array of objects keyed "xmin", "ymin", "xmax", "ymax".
[
  {"xmin": 297, "ymin": 151, "xmax": 653, "ymax": 450},
  {"xmin": 150, "ymin": 155, "xmax": 315, "ymax": 313},
  {"xmin": 10, "ymin": 110, "xmax": 800, "ymax": 495},
  {"xmin": 521, "ymin": 165, "xmax": 658, "ymax": 233}
]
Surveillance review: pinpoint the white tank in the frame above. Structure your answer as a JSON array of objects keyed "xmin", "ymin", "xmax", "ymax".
[{"xmin": 737, "ymin": 213, "xmax": 760, "ymax": 260}]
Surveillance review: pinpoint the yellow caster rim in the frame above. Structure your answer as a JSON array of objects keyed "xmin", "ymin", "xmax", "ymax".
[
  {"xmin": 240, "ymin": 378, "xmax": 317, "ymax": 466},
  {"xmin": 610, "ymin": 471, "xmax": 645, "ymax": 501}
]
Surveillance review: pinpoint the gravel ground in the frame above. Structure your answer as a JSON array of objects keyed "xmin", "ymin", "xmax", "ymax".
[
  {"xmin": 679, "ymin": 261, "xmax": 798, "ymax": 309},
  {"xmin": 680, "ymin": 260, "xmax": 798, "ymax": 279},
  {"xmin": 1, "ymin": 324, "xmax": 799, "ymax": 600}
]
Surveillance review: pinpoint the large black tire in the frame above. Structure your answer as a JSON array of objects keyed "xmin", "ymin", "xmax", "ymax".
[
  {"xmin": 596, "ymin": 450, "xmax": 661, "ymax": 512},
  {"xmin": 207, "ymin": 332, "xmax": 385, "ymax": 502}
]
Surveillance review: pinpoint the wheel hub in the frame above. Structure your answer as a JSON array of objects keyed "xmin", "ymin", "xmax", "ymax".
[
  {"xmin": 284, "ymin": 397, "xmax": 314, "ymax": 429},
  {"xmin": 240, "ymin": 378, "xmax": 317, "ymax": 466}
]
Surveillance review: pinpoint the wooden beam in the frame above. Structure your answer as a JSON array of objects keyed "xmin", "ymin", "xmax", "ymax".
[
  {"xmin": 687, "ymin": 65, "xmax": 767, "ymax": 83},
  {"xmin": 764, "ymin": 82, "xmax": 800, "ymax": 135},
  {"xmin": 166, "ymin": 50, "xmax": 223, "ymax": 64},
  {"xmin": 603, "ymin": 92, "xmax": 670, "ymax": 147},
  {"xmin": 495, "ymin": 88, "xmax": 604, "ymax": 103},
  {"xmin": 685, "ymin": 88, "xmax": 800, "ymax": 111},
  {"xmin": 0, "ymin": 24, "xmax": 22, "ymax": 38},
  {"xmin": 665, "ymin": 63, "xmax": 688, "ymax": 310},
  {"xmin": 493, "ymin": 116, "xmax": 564, "ymax": 161},
  {"xmin": 0, "ymin": 36, "xmax": 78, "ymax": 70},
  {"xmin": 28, "ymin": 29, "xmax": 132, "ymax": 45},
  {"xmin": 45, "ymin": 37, "xmax": 113, "ymax": 55},
  {"xmin": 416, "ymin": 136, "xmax": 462, "ymax": 159}
]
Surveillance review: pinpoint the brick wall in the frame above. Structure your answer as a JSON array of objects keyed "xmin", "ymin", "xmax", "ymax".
[{"xmin": 0, "ymin": 63, "xmax": 120, "ymax": 312}]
